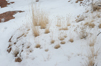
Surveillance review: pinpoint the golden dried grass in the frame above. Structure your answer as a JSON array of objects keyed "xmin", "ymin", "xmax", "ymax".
[
  {"xmin": 59, "ymin": 27, "xmax": 68, "ymax": 30},
  {"xmin": 35, "ymin": 44, "xmax": 41, "ymax": 48},
  {"xmin": 54, "ymin": 44, "xmax": 60, "ymax": 49},
  {"xmin": 89, "ymin": 23, "xmax": 95, "ymax": 28},
  {"xmin": 51, "ymin": 40, "xmax": 55, "ymax": 44},
  {"xmin": 98, "ymin": 24, "xmax": 101, "ymax": 28},
  {"xmin": 69, "ymin": 39, "xmax": 74, "ymax": 43},
  {"xmin": 45, "ymin": 27, "xmax": 50, "ymax": 34},
  {"xmin": 61, "ymin": 41, "xmax": 65, "ymax": 44}
]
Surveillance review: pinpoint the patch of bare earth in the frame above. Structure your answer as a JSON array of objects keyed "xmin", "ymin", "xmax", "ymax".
[
  {"xmin": 0, "ymin": 11, "xmax": 24, "ymax": 23},
  {"xmin": 0, "ymin": 0, "xmax": 14, "ymax": 8}
]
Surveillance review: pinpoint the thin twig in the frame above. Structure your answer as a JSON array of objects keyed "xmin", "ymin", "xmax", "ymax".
[{"xmin": 97, "ymin": 32, "xmax": 101, "ymax": 36}]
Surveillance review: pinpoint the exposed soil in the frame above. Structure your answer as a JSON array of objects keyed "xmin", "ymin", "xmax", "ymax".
[
  {"xmin": 0, "ymin": 0, "xmax": 14, "ymax": 8},
  {"xmin": 0, "ymin": 11, "xmax": 24, "ymax": 23}
]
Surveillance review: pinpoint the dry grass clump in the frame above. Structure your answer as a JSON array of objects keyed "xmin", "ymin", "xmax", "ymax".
[
  {"xmin": 32, "ymin": 7, "xmax": 38, "ymax": 26},
  {"xmin": 35, "ymin": 44, "xmax": 41, "ymax": 48},
  {"xmin": 7, "ymin": 47, "xmax": 12, "ymax": 53},
  {"xmin": 79, "ymin": 25, "xmax": 89, "ymax": 39},
  {"xmin": 15, "ymin": 57, "xmax": 22, "ymax": 62},
  {"xmin": 32, "ymin": 6, "xmax": 49, "ymax": 37},
  {"xmin": 67, "ymin": 23, "xmax": 71, "ymax": 26},
  {"xmin": 45, "ymin": 49, "xmax": 49, "ymax": 52},
  {"xmin": 92, "ymin": 2, "xmax": 101, "ymax": 11},
  {"xmin": 69, "ymin": 39, "xmax": 74, "ymax": 43},
  {"xmin": 59, "ymin": 37, "xmax": 64, "ymax": 41},
  {"xmin": 87, "ymin": 56, "xmax": 94, "ymax": 66},
  {"xmin": 86, "ymin": 36, "xmax": 97, "ymax": 66},
  {"xmin": 27, "ymin": 46, "xmax": 30, "ymax": 49},
  {"xmin": 45, "ymin": 28, "xmax": 50, "ymax": 34},
  {"xmin": 66, "ymin": 16, "xmax": 71, "ymax": 26},
  {"xmin": 89, "ymin": 43, "xmax": 94, "ymax": 47},
  {"xmin": 84, "ymin": 22, "xmax": 89, "ymax": 26},
  {"xmin": 75, "ymin": 15, "xmax": 85, "ymax": 22},
  {"xmin": 64, "ymin": 35, "xmax": 67, "ymax": 38},
  {"xmin": 13, "ymin": 50, "xmax": 19, "ymax": 57},
  {"xmin": 61, "ymin": 41, "xmax": 65, "ymax": 44},
  {"xmin": 39, "ymin": 16, "xmax": 48, "ymax": 29},
  {"xmin": 54, "ymin": 44, "xmax": 60, "ymax": 49},
  {"xmin": 32, "ymin": 26, "xmax": 39, "ymax": 37},
  {"xmin": 36, "ymin": 0, "xmax": 39, "ymax": 2},
  {"xmin": 98, "ymin": 24, "xmax": 101, "ymax": 28},
  {"xmin": 89, "ymin": 23, "xmax": 95, "ymax": 28},
  {"xmin": 51, "ymin": 40, "xmax": 55, "ymax": 44},
  {"xmin": 56, "ymin": 17, "xmax": 61, "ymax": 27},
  {"xmin": 32, "ymin": 7, "xmax": 40, "ymax": 37},
  {"xmin": 32, "ymin": 6, "xmax": 49, "ymax": 28},
  {"xmin": 87, "ymin": 47, "xmax": 95, "ymax": 66},
  {"xmin": 59, "ymin": 27, "xmax": 68, "ymax": 30}
]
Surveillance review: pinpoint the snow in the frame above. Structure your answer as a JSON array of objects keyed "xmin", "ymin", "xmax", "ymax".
[{"xmin": 0, "ymin": 0, "xmax": 101, "ymax": 66}]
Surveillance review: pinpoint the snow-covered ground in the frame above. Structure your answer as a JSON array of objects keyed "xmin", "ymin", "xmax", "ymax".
[{"xmin": 0, "ymin": 0, "xmax": 101, "ymax": 66}]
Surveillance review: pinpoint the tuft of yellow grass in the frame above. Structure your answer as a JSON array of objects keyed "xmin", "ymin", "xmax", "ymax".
[
  {"xmin": 59, "ymin": 27, "xmax": 68, "ymax": 30},
  {"xmin": 64, "ymin": 35, "xmax": 67, "ymax": 38},
  {"xmin": 32, "ymin": 26, "xmax": 39, "ymax": 37},
  {"xmin": 59, "ymin": 37, "xmax": 64, "ymax": 41},
  {"xmin": 54, "ymin": 44, "xmax": 60, "ymax": 49},
  {"xmin": 38, "ymin": 13, "xmax": 49, "ymax": 29},
  {"xmin": 32, "ymin": 5, "xmax": 49, "ymax": 37},
  {"xmin": 89, "ymin": 23, "xmax": 95, "ymax": 28},
  {"xmin": 66, "ymin": 16, "xmax": 71, "ymax": 26},
  {"xmin": 69, "ymin": 39, "xmax": 74, "ymax": 43},
  {"xmin": 56, "ymin": 17, "xmax": 61, "ymax": 27},
  {"xmin": 89, "ymin": 43, "xmax": 94, "ymax": 47},
  {"xmin": 98, "ymin": 24, "xmax": 101, "ymax": 28},
  {"xmin": 45, "ymin": 28, "xmax": 50, "ymax": 34},
  {"xmin": 45, "ymin": 49, "xmax": 49, "ymax": 52},
  {"xmin": 51, "ymin": 40, "xmax": 55, "ymax": 44},
  {"xmin": 35, "ymin": 44, "xmax": 41, "ymax": 48},
  {"xmin": 61, "ymin": 41, "xmax": 65, "ymax": 44},
  {"xmin": 67, "ymin": 23, "xmax": 71, "ymax": 26},
  {"xmin": 32, "ymin": 6, "xmax": 38, "ymax": 26},
  {"xmin": 84, "ymin": 22, "xmax": 89, "ymax": 26},
  {"xmin": 87, "ymin": 56, "xmax": 94, "ymax": 66}
]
